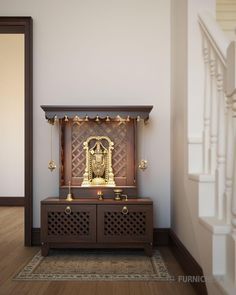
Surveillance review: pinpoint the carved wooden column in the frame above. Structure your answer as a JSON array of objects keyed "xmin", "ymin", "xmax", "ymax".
[{"xmin": 82, "ymin": 141, "xmax": 90, "ymax": 186}]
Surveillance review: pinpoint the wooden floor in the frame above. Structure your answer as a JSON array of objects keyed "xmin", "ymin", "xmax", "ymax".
[{"xmin": 0, "ymin": 207, "xmax": 196, "ymax": 295}]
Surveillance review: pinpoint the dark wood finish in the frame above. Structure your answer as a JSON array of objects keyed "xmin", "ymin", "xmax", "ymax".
[
  {"xmin": 59, "ymin": 186, "xmax": 138, "ymax": 198},
  {"xmin": 153, "ymin": 228, "xmax": 170, "ymax": 246},
  {"xmin": 32, "ymin": 227, "xmax": 41, "ymax": 246},
  {"xmin": 0, "ymin": 197, "xmax": 25, "ymax": 206},
  {"xmin": 41, "ymin": 197, "xmax": 153, "ymax": 256},
  {"xmin": 0, "ymin": 17, "xmax": 33, "ymax": 246},
  {"xmin": 126, "ymin": 121, "xmax": 136, "ymax": 186},
  {"xmin": 32, "ymin": 227, "xmax": 170, "ymax": 246},
  {"xmin": 41, "ymin": 105, "xmax": 153, "ymax": 122},
  {"xmin": 41, "ymin": 197, "xmax": 153, "ymax": 205},
  {"xmin": 169, "ymin": 229, "xmax": 208, "ymax": 295},
  {"xmin": 0, "ymin": 25, "xmax": 25, "ymax": 33},
  {"xmin": 63, "ymin": 121, "xmax": 72, "ymax": 186}
]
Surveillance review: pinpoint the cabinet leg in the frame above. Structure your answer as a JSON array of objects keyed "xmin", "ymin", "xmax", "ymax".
[
  {"xmin": 41, "ymin": 243, "xmax": 49, "ymax": 257},
  {"xmin": 144, "ymin": 244, "xmax": 153, "ymax": 257}
]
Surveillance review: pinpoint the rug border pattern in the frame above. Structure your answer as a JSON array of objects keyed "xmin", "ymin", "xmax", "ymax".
[{"xmin": 13, "ymin": 250, "xmax": 174, "ymax": 281}]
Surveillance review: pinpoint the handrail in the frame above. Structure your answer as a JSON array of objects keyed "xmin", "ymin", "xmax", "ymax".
[{"xmin": 198, "ymin": 12, "xmax": 230, "ymax": 65}]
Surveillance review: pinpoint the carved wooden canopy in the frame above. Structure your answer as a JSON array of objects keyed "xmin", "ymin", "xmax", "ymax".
[{"xmin": 41, "ymin": 105, "xmax": 153, "ymax": 122}]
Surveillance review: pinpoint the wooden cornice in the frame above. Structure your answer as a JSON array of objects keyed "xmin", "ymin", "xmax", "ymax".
[{"xmin": 41, "ymin": 105, "xmax": 153, "ymax": 122}]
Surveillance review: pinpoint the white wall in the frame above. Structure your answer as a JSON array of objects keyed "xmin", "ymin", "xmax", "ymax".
[
  {"xmin": 171, "ymin": 0, "xmax": 199, "ymax": 260},
  {"xmin": 0, "ymin": 34, "xmax": 24, "ymax": 197},
  {"xmin": 0, "ymin": 0, "xmax": 171, "ymax": 228}
]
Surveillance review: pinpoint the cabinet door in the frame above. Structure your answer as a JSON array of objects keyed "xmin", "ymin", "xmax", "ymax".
[
  {"xmin": 41, "ymin": 204, "xmax": 96, "ymax": 243},
  {"xmin": 97, "ymin": 205, "xmax": 153, "ymax": 243}
]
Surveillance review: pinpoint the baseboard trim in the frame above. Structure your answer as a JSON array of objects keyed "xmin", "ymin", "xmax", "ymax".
[
  {"xmin": 0, "ymin": 197, "xmax": 25, "ymax": 206},
  {"xmin": 169, "ymin": 229, "xmax": 208, "ymax": 295},
  {"xmin": 153, "ymin": 228, "xmax": 170, "ymax": 246},
  {"xmin": 32, "ymin": 228, "xmax": 40, "ymax": 246},
  {"xmin": 32, "ymin": 227, "xmax": 170, "ymax": 247}
]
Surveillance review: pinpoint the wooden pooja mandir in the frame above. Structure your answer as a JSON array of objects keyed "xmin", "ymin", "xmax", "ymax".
[{"xmin": 40, "ymin": 105, "xmax": 154, "ymax": 256}]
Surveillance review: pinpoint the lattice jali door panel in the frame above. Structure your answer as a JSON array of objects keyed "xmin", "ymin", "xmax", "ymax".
[
  {"xmin": 104, "ymin": 211, "xmax": 146, "ymax": 236},
  {"xmin": 43, "ymin": 205, "xmax": 96, "ymax": 242},
  {"xmin": 97, "ymin": 205, "xmax": 153, "ymax": 243},
  {"xmin": 62, "ymin": 120, "xmax": 135, "ymax": 186},
  {"xmin": 48, "ymin": 212, "xmax": 90, "ymax": 236}
]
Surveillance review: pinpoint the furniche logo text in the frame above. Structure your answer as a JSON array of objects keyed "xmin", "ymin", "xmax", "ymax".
[{"xmin": 177, "ymin": 275, "xmax": 212, "ymax": 283}]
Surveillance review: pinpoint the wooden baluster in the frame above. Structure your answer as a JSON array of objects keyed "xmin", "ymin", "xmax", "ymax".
[
  {"xmin": 216, "ymin": 63, "xmax": 226, "ymax": 220},
  {"xmin": 203, "ymin": 41, "xmax": 211, "ymax": 174},
  {"xmin": 225, "ymin": 96, "xmax": 233, "ymax": 224},
  {"xmin": 232, "ymin": 97, "xmax": 236, "ymax": 233},
  {"xmin": 209, "ymin": 55, "xmax": 218, "ymax": 175}
]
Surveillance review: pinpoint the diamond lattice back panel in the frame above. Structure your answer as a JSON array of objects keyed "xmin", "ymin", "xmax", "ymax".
[
  {"xmin": 71, "ymin": 121, "xmax": 128, "ymax": 178},
  {"xmin": 48, "ymin": 211, "xmax": 90, "ymax": 236},
  {"xmin": 104, "ymin": 211, "xmax": 146, "ymax": 236}
]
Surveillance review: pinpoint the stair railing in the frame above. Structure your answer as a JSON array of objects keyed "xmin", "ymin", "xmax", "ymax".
[{"xmin": 199, "ymin": 12, "xmax": 236, "ymax": 227}]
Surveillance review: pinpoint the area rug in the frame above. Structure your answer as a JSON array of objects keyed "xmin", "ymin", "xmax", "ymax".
[{"xmin": 13, "ymin": 249, "xmax": 173, "ymax": 281}]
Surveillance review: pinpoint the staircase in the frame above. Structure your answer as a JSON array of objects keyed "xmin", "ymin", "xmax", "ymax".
[
  {"xmin": 216, "ymin": 0, "xmax": 236, "ymax": 39},
  {"xmin": 189, "ymin": 11, "xmax": 236, "ymax": 294}
]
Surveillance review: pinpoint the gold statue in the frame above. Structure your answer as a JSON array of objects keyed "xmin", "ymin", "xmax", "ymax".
[
  {"xmin": 82, "ymin": 136, "xmax": 115, "ymax": 187},
  {"xmin": 91, "ymin": 141, "xmax": 106, "ymax": 185}
]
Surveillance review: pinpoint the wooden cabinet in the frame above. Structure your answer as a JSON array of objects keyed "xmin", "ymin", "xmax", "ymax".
[{"xmin": 41, "ymin": 198, "xmax": 153, "ymax": 256}]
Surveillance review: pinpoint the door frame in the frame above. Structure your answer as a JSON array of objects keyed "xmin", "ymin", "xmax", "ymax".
[{"xmin": 0, "ymin": 17, "xmax": 33, "ymax": 246}]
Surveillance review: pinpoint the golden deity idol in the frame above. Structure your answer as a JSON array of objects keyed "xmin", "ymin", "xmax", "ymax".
[
  {"xmin": 91, "ymin": 141, "xmax": 106, "ymax": 185},
  {"xmin": 82, "ymin": 136, "xmax": 115, "ymax": 187}
]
